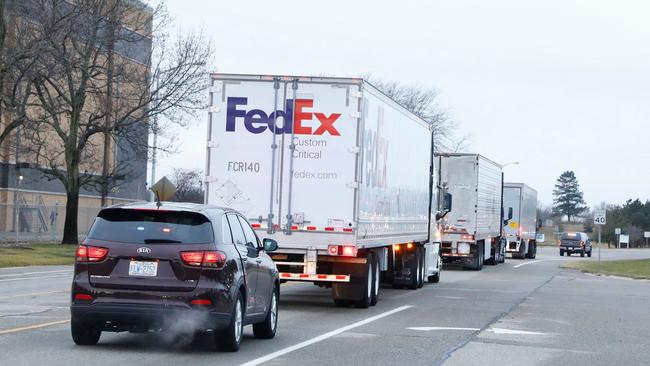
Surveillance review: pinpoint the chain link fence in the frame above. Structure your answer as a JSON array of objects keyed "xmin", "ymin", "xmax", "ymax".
[{"xmin": 0, "ymin": 203, "xmax": 101, "ymax": 243}]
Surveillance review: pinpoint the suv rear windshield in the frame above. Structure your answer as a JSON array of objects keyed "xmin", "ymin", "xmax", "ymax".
[
  {"xmin": 561, "ymin": 233, "xmax": 581, "ymax": 240},
  {"xmin": 88, "ymin": 209, "xmax": 214, "ymax": 244}
]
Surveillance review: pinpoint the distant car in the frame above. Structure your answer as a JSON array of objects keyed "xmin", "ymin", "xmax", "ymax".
[
  {"xmin": 559, "ymin": 232, "xmax": 592, "ymax": 257},
  {"xmin": 70, "ymin": 202, "xmax": 280, "ymax": 352}
]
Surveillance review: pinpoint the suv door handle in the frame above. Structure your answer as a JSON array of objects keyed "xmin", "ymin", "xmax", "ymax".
[{"xmin": 256, "ymin": 259, "xmax": 262, "ymax": 264}]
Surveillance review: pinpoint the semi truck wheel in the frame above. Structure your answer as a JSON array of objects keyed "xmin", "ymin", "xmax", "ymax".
[
  {"xmin": 354, "ymin": 256, "xmax": 373, "ymax": 308},
  {"xmin": 370, "ymin": 253, "xmax": 380, "ymax": 306},
  {"xmin": 409, "ymin": 248, "xmax": 422, "ymax": 290}
]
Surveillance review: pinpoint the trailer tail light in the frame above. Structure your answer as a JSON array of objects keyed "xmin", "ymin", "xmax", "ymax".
[
  {"xmin": 181, "ymin": 251, "xmax": 226, "ymax": 269},
  {"xmin": 394, "ymin": 244, "xmax": 401, "ymax": 252},
  {"xmin": 327, "ymin": 245, "xmax": 358, "ymax": 257},
  {"xmin": 75, "ymin": 245, "xmax": 108, "ymax": 262}
]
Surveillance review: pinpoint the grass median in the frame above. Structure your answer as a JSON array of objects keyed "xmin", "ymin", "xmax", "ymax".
[
  {"xmin": 0, "ymin": 244, "xmax": 76, "ymax": 268},
  {"xmin": 561, "ymin": 259, "xmax": 650, "ymax": 280}
]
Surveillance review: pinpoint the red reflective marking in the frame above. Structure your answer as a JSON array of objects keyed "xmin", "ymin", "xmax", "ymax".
[
  {"xmin": 317, "ymin": 275, "xmax": 327, "ymax": 279},
  {"xmin": 281, "ymin": 273, "xmax": 291, "ymax": 278},
  {"xmin": 251, "ymin": 223, "xmax": 262, "ymax": 228},
  {"xmin": 343, "ymin": 228, "xmax": 353, "ymax": 232},
  {"xmin": 324, "ymin": 227, "xmax": 335, "ymax": 231},
  {"xmin": 306, "ymin": 226, "xmax": 317, "ymax": 231},
  {"xmin": 299, "ymin": 274, "xmax": 309, "ymax": 278},
  {"xmin": 291, "ymin": 225, "xmax": 298, "ymax": 230},
  {"xmin": 336, "ymin": 275, "xmax": 346, "ymax": 280}
]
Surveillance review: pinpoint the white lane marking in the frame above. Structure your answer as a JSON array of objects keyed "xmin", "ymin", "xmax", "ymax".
[
  {"xmin": 0, "ymin": 319, "xmax": 70, "ymax": 335},
  {"xmin": 240, "ymin": 305, "xmax": 412, "ymax": 366},
  {"xmin": 513, "ymin": 259, "xmax": 568, "ymax": 268},
  {"xmin": 0, "ymin": 275, "xmax": 71, "ymax": 283},
  {"xmin": 0, "ymin": 290, "xmax": 66, "ymax": 300},
  {"xmin": 488, "ymin": 327, "xmax": 545, "ymax": 335},
  {"xmin": 408, "ymin": 326, "xmax": 480, "ymax": 332},
  {"xmin": 0, "ymin": 270, "xmax": 72, "ymax": 278}
]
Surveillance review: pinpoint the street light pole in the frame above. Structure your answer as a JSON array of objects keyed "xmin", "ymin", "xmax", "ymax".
[{"xmin": 15, "ymin": 175, "xmax": 23, "ymax": 244}]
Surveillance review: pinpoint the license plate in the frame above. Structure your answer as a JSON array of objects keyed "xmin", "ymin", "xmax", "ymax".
[{"xmin": 129, "ymin": 261, "xmax": 158, "ymax": 277}]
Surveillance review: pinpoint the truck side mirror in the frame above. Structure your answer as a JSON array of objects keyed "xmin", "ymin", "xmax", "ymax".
[
  {"xmin": 443, "ymin": 192, "xmax": 452, "ymax": 212},
  {"xmin": 507, "ymin": 207, "xmax": 513, "ymax": 220}
]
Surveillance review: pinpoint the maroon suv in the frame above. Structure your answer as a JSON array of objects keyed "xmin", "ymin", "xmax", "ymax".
[{"xmin": 70, "ymin": 202, "xmax": 280, "ymax": 351}]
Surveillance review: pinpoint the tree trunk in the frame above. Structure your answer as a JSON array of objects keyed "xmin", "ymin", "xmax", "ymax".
[{"xmin": 62, "ymin": 189, "xmax": 80, "ymax": 244}]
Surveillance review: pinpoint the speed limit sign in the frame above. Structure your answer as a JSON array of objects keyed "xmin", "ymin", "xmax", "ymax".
[{"xmin": 594, "ymin": 210, "xmax": 606, "ymax": 225}]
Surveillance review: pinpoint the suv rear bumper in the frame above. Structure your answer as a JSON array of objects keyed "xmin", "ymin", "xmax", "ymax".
[{"xmin": 71, "ymin": 303, "xmax": 231, "ymax": 332}]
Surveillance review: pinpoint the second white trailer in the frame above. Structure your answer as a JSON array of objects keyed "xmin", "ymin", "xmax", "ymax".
[{"xmin": 436, "ymin": 153, "xmax": 505, "ymax": 270}]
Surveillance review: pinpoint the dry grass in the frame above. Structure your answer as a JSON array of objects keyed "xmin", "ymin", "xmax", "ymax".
[
  {"xmin": 561, "ymin": 259, "xmax": 650, "ymax": 280},
  {"xmin": 0, "ymin": 244, "xmax": 76, "ymax": 268}
]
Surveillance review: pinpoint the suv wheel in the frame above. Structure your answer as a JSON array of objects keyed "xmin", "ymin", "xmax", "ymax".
[
  {"xmin": 580, "ymin": 250, "xmax": 585, "ymax": 257},
  {"xmin": 71, "ymin": 320, "xmax": 101, "ymax": 346},
  {"xmin": 253, "ymin": 285, "xmax": 278, "ymax": 339},
  {"xmin": 587, "ymin": 250, "xmax": 592, "ymax": 258},
  {"xmin": 217, "ymin": 292, "xmax": 244, "ymax": 352}
]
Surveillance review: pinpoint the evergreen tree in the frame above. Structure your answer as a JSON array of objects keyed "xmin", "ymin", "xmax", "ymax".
[{"xmin": 553, "ymin": 171, "xmax": 587, "ymax": 221}]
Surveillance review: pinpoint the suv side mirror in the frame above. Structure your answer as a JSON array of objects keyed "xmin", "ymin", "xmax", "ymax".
[
  {"xmin": 443, "ymin": 192, "xmax": 452, "ymax": 212},
  {"xmin": 263, "ymin": 238, "xmax": 278, "ymax": 252},
  {"xmin": 507, "ymin": 207, "xmax": 513, "ymax": 220}
]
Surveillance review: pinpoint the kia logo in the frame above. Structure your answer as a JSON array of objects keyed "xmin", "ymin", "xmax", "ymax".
[{"xmin": 136, "ymin": 247, "xmax": 151, "ymax": 255}]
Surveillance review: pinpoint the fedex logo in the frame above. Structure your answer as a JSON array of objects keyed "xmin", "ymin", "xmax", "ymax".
[{"xmin": 226, "ymin": 97, "xmax": 341, "ymax": 136}]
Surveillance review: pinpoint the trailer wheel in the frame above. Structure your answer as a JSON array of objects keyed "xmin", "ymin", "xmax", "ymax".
[
  {"xmin": 370, "ymin": 253, "xmax": 380, "ymax": 306},
  {"xmin": 353, "ymin": 256, "xmax": 373, "ymax": 308},
  {"xmin": 418, "ymin": 248, "xmax": 425, "ymax": 288},
  {"xmin": 409, "ymin": 247, "xmax": 422, "ymax": 289},
  {"xmin": 428, "ymin": 270, "xmax": 440, "ymax": 283},
  {"xmin": 499, "ymin": 240, "xmax": 506, "ymax": 263}
]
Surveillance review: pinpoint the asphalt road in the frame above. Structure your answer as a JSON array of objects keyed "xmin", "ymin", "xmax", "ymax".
[{"xmin": 1, "ymin": 247, "xmax": 649, "ymax": 366}]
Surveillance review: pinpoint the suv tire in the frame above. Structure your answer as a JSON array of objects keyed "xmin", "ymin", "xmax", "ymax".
[
  {"xmin": 71, "ymin": 321, "xmax": 101, "ymax": 346},
  {"xmin": 217, "ymin": 292, "xmax": 244, "ymax": 352},
  {"xmin": 253, "ymin": 285, "xmax": 278, "ymax": 339}
]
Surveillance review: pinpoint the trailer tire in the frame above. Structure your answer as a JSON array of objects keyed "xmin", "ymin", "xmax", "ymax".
[
  {"xmin": 334, "ymin": 299, "xmax": 352, "ymax": 307},
  {"xmin": 353, "ymin": 256, "xmax": 373, "ymax": 308},
  {"xmin": 370, "ymin": 253, "xmax": 380, "ymax": 306},
  {"xmin": 428, "ymin": 271, "xmax": 440, "ymax": 283},
  {"xmin": 409, "ymin": 247, "xmax": 422, "ymax": 290},
  {"xmin": 418, "ymin": 247, "xmax": 425, "ymax": 288}
]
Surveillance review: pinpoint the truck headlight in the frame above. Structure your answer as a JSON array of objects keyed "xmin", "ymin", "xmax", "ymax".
[{"xmin": 457, "ymin": 242, "xmax": 470, "ymax": 254}]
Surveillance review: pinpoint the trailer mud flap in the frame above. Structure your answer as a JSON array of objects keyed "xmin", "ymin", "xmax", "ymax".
[{"xmin": 331, "ymin": 260, "xmax": 369, "ymax": 301}]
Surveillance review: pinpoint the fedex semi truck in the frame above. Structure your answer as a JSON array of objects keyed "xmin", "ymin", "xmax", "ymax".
[
  {"xmin": 435, "ymin": 153, "xmax": 506, "ymax": 270},
  {"xmin": 503, "ymin": 183, "xmax": 538, "ymax": 259},
  {"xmin": 205, "ymin": 74, "xmax": 450, "ymax": 308}
]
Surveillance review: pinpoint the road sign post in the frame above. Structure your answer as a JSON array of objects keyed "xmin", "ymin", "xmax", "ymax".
[
  {"xmin": 615, "ymin": 228, "xmax": 621, "ymax": 249},
  {"xmin": 594, "ymin": 210, "xmax": 606, "ymax": 264},
  {"xmin": 644, "ymin": 232, "xmax": 650, "ymax": 248}
]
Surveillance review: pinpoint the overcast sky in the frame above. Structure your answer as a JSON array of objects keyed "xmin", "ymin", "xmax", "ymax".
[{"xmin": 160, "ymin": 0, "xmax": 650, "ymax": 207}]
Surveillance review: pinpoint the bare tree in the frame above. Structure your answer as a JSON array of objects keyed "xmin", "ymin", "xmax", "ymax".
[
  {"xmin": 170, "ymin": 168, "xmax": 204, "ymax": 204},
  {"xmin": 367, "ymin": 78, "xmax": 468, "ymax": 151},
  {"xmin": 19, "ymin": 0, "xmax": 212, "ymax": 244},
  {"xmin": 0, "ymin": 0, "xmax": 43, "ymax": 147}
]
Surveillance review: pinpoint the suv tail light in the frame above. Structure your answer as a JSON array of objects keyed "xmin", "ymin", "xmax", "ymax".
[
  {"xmin": 579, "ymin": 240, "xmax": 585, "ymax": 247},
  {"xmin": 76, "ymin": 245, "xmax": 108, "ymax": 262},
  {"xmin": 181, "ymin": 251, "xmax": 226, "ymax": 269}
]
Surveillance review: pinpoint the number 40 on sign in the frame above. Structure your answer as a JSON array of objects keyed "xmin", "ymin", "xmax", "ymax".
[{"xmin": 594, "ymin": 210, "xmax": 606, "ymax": 225}]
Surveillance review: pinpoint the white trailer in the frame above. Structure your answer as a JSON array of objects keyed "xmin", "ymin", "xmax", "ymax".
[
  {"xmin": 205, "ymin": 74, "xmax": 449, "ymax": 308},
  {"xmin": 503, "ymin": 183, "xmax": 538, "ymax": 259},
  {"xmin": 436, "ymin": 153, "xmax": 505, "ymax": 270}
]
